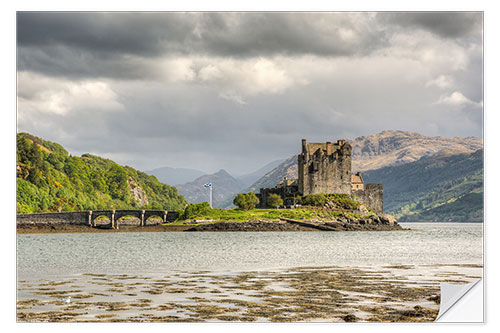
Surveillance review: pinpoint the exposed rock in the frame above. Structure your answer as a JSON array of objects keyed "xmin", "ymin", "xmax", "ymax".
[
  {"xmin": 355, "ymin": 204, "xmax": 370, "ymax": 216},
  {"xmin": 381, "ymin": 214, "xmax": 396, "ymax": 225},
  {"xmin": 128, "ymin": 178, "xmax": 148, "ymax": 206},
  {"xmin": 185, "ymin": 220, "xmax": 403, "ymax": 232},
  {"xmin": 16, "ymin": 163, "xmax": 30, "ymax": 179}
]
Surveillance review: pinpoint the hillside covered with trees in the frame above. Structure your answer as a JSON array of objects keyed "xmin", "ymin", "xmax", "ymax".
[
  {"xmin": 16, "ymin": 133, "xmax": 187, "ymax": 213},
  {"xmin": 363, "ymin": 149, "xmax": 483, "ymax": 222}
]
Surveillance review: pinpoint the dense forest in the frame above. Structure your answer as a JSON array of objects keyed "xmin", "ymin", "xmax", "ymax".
[{"xmin": 16, "ymin": 133, "xmax": 187, "ymax": 213}]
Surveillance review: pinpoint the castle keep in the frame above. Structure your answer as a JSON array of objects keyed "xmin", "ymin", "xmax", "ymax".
[
  {"xmin": 258, "ymin": 139, "xmax": 384, "ymax": 213},
  {"xmin": 298, "ymin": 139, "xmax": 352, "ymax": 195}
]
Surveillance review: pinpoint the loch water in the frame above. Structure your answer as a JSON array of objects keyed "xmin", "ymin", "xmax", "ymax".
[{"xmin": 17, "ymin": 223, "xmax": 483, "ymax": 280}]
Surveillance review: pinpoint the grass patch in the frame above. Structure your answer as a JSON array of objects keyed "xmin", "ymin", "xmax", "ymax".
[{"xmin": 174, "ymin": 208, "xmax": 359, "ymax": 223}]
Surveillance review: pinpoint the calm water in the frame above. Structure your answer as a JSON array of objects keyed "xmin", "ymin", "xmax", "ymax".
[{"xmin": 16, "ymin": 223, "xmax": 483, "ymax": 280}]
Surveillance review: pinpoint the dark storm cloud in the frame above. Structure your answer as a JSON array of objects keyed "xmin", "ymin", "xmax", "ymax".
[
  {"xmin": 191, "ymin": 13, "xmax": 387, "ymax": 57},
  {"xmin": 17, "ymin": 12, "xmax": 388, "ymax": 79},
  {"xmin": 17, "ymin": 12, "xmax": 194, "ymax": 56},
  {"xmin": 16, "ymin": 12, "xmax": 484, "ymax": 174},
  {"xmin": 380, "ymin": 12, "xmax": 482, "ymax": 39},
  {"xmin": 18, "ymin": 12, "xmax": 386, "ymax": 56}
]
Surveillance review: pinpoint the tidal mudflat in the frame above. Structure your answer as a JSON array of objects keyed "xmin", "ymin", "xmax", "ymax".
[{"xmin": 17, "ymin": 264, "xmax": 482, "ymax": 322}]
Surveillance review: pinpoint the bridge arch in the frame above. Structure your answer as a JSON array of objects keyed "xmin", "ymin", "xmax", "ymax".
[
  {"xmin": 143, "ymin": 210, "xmax": 167, "ymax": 225},
  {"xmin": 87, "ymin": 209, "xmax": 172, "ymax": 229},
  {"xmin": 89, "ymin": 210, "xmax": 114, "ymax": 228},
  {"xmin": 114, "ymin": 210, "xmax": 142, "ymax": 228}
]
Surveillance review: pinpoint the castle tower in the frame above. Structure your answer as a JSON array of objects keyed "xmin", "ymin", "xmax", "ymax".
[{"xmin": 298, "ymin": 139, "xmax": 352, "ymax": 196}]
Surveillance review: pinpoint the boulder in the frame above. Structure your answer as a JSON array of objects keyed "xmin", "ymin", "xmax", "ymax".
[
  {"xmin": 355, "ymin": 204, "xmax": 370, "ymax": 216},
  {"xmin": 380, "ymin": 214, "xmax": 396, "ymax": 225},
  {"xmin": 370, "ymin": 215, "xmax": 381, "ymax": 224}
]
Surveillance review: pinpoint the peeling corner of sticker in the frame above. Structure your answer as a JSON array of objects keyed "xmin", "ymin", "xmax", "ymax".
[{"xmin": 435, "ymin": 278, "xmax": 482, "ymax": 322}]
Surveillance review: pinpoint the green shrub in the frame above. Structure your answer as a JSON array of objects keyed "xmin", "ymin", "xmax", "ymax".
[
  {"xmin": 180, "ymin": 202, "xmax": 212, "ymax": 219},
  {"xmin": 301, "ymin": 193, "xmax": 360, "ymax": 210},
  {"xmin": 302, "ymin": 194, "xmax": 326, "ymax": 207},
  {"xmin": 233, "ymin": 192, "xmax": 260, "ymax": 211},
  {"xmin": 267, "ymin": 193, "xmax": 284, "ymax": 208},
  {"xmin": 324, "ymin": 193, "xmax": 360, "ymax": 210}
]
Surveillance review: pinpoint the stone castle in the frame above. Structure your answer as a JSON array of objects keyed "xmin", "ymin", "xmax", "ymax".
[{"xmin": 258, "ymin": 139, "xmax": 383, "ymax": 213}]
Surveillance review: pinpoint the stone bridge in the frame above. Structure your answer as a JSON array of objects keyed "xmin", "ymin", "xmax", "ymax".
[{"xmin": 17, "ymin": 210, "xmax": 179, "ymax": 229}]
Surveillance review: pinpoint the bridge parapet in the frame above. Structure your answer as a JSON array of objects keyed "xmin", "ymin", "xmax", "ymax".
[
  {"xmin": 18, "ymin": 209, "xmax": 178, "ymax": 229},
  {"xmin": 17, "ymin": 211, "xmax": 88, "ymax": 225}
]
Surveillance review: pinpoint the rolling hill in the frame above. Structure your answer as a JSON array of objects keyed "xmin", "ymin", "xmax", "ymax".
[{"xmin": 16, "ymin": 133, "xmax": 187, "ymax": 213}]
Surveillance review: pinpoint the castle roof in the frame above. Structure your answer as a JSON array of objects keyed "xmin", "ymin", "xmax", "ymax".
[{"xmin": 351, "ymin": 173, "xmax": 364, "ymax": 184}]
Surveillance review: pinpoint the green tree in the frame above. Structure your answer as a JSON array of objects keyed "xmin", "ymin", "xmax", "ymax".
[
  {"xmin": 267, "ymin": 193, "xmax": 283, "ymax": 208},
  {"xmin": 233, "ymin": 192, "xmax": 260, "ymax": 211},
  {"xmin": 17, "ymin": 135, "xmax": 31, "ymax": 164},
  {"xmin": 27, "ymin": 142, "xmax": 43, "ymax": 168},
  {"xmin": 106, "ymin": 164, "xmax": 129, "ymax": 200}
]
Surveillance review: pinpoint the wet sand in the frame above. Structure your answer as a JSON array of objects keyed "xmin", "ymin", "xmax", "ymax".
[{"xmin": 17, "ymin": 264, "xmax": 482, "ymax": 323}]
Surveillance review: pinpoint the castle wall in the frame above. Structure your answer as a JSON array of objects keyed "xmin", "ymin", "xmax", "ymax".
[
  {"xmin": 260, "ymin": 139, "xmax": 384, "ymax": 214},
  {"xmin": 353, "ymin": 184, "xmax": 383, "ymax": 214},
  {"xmin": 258, "ymin": 185, "xmax": 298, "ymax": 208},
  {"xmin": 298, "ymin": 139, "xmax": 352, "ymax": 196}
]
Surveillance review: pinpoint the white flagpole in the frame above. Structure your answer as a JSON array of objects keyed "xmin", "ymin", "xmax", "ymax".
[{"xmin": 210, "ymin": 185, "xmax": 213, "ymax": 208}]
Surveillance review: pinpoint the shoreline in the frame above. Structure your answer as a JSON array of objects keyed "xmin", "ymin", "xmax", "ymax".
[
  {"xmin": 17, "ymin": 220, "xmax": 403, "ymax": 234},
  {"xmin": 16, "ymin": 264, "xmax": 483, "ymax": 322}
]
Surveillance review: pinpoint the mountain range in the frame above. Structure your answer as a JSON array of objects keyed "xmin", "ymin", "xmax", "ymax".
[
  {"xmin": 169, "ymin": 130, "xmax": 483, "ymax": 221},
  {"xmin": 249, "ymin": 130, "xmax": 483, "ymax": 192},
  {"xmin": 18, "ymin": 130, "xmax": 484, "ymax": 221},
  {"xmin": 175, "ymin": 169, "xmax": 244, "ymax": 208},
  {"xmin": 147, "ymin": 159, "xmax": 284, "ymax": 208},
  {"xmin": 350, "ymin": 130, "xmax": 483, "ymax": 172}
]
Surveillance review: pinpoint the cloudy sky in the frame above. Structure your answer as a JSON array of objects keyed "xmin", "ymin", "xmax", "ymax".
[{"xmin": 16, "ymin": 12, "xmax": 483, "ymax": 175}]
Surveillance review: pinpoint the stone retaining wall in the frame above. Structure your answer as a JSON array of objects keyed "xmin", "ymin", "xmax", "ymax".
[{"xmin": 17, "ymin": 211, "xmax": 89, "ymax": 225}]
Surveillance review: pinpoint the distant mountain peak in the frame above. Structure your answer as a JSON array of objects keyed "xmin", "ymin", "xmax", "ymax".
[
  {"xmin": 247, "ymin": 131, "xmax": 483, "ymax": 195},
  {"xmin": 176, "ymin": 169, "xmax": 243, "ymax": 207},
  {"xmin": 145, "ymin": 166, "xmax": 206, "ymax": 186},
  {"xmin": 214, "ymin": 169, "xmax": 233, "ymax": 178}
]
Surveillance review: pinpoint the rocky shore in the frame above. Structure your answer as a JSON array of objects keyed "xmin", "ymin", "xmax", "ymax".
[
  {"xmin": 184, "ymin": 219, "xmax": 402, "ymax": 232},
  {"xmin": 17, "ymin": 217, "xmax": 402, "ymax": 234},
  {"xmin": 18, "ymin": 263, "xmax": 481, "ymax": 322}
]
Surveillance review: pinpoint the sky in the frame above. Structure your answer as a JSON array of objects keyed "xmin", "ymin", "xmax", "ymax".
[{"xmin": 16, "ymin": 12, "xmax": 483, "ymax": 175}]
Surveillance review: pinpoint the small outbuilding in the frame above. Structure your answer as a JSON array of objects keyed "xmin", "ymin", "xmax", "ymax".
[{"xmin": 351, "ymin": 172, "xmax": 364, "ymax": 191}]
